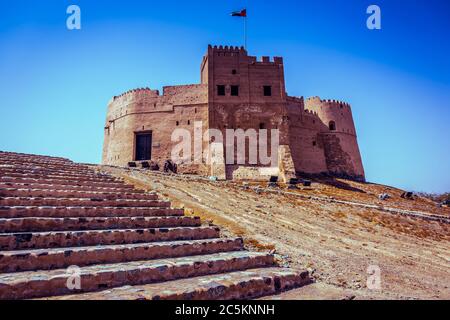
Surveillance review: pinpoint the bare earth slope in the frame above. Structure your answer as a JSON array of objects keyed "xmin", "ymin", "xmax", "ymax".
[{"xmin": 98, "ymin": 166, "xmax": 450, "ymax": 300}]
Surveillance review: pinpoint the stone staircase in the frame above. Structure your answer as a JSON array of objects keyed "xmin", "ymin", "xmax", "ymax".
[{"xmin": 0, "ymin": 151, "xmax": 310, "ymax": 300}]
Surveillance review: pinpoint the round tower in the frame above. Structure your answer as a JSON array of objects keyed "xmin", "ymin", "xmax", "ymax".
[
  {"xmin": 305, "ymin": 97, "xmax": 365, "ymax": 181},
  {"xmin": 102, "ymin": 88, "xmax": 160, "ymax": 167}
]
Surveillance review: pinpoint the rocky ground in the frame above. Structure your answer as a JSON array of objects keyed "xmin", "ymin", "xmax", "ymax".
[{"xmin": 97, "ymin": 166, "xmax": 450, "ymax": 300}]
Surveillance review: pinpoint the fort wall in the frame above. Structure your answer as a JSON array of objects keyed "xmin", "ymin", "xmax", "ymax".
[
  {"xmin": 102, "ymin": 85, "xmax": 209, "ymax": 174},
  {"xmin": 203, "ymin": 46, "xmax": 290, "ymax": 179},
  {"xmin": 286, "ymin": 97, "xmax": 329, "ymax": 174}
]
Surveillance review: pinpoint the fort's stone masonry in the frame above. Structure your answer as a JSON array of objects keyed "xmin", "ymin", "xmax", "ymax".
[{"xmin": 102, "ymin": 45, "xmax": 365, "ymax": 182}]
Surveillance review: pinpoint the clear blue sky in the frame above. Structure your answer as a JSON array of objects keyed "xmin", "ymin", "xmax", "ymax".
[{"xmin": 0, "ymin": 0, "xmax": 449, "ymax": 193}]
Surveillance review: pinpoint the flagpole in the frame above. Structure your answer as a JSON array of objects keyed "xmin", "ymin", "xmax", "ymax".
[{"xmin": 244, "ymin": 16, "xmax": 247, "ymax": 50}]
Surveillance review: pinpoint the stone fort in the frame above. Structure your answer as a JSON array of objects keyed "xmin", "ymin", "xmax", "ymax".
[{"xmin": 102, "ymin": 45, "xmax": 365, "ymax": 182}]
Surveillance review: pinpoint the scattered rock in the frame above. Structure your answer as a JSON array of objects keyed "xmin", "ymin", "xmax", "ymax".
[{"xmin": 378, "ymin": 193, "xmax": 390, "ymax": 201}]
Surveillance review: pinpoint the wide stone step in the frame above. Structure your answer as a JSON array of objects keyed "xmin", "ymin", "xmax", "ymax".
[
  {"xmin": 1, "ymin": 172, "xmax": 119, "ymax": 183},
  {"xmin": 0, "ymin": 177, "xmax": 134, "ymax": 189},
  {"xmin": 0, "ymin": 169, "xmax": 111, "ymax": 181},
  {"xmin": 0, "ymin": 216, "xmax": 201, "ymax": 233},
  {"xmin": 0, "ymin": 188, "xmax": 157, "ymax": 200},
  {"xmin": 0, "ymin": 152, "xmax": 67, "ymax": 158},
  {"xmin": 0, "ymin": 163, "xmax": 91, "ymax": 173},
  {"xmin": 0, "ymin": 206, "xmax": 184, "ymax": 218},
  {"xmin": 0, "ymin": 155, "xmax": 74, "ymax": 166},
  {"xmin": 0, "ymin": 164, "xmax": 107, "ymax": 174},
  {"xmin": 0, "ymin": 226, "xmax": 220, "ymax": 250},
  {"xmin": 0, "ymin": 151, "xmax": 64, "ymax": 158},
  {"xmin": 0, "ymin": 197, "xmax": 169, "ymax": 208},
  {"xmin": 43, "ymin": 268, "xmax": 311, "ymax": 300},
  {"xmin": 0, "ymin": 182, "xmax": 144, "ymax": 194},
  {"xmin": 0, "ymin": 157, "xmax": 72, "ymax": 166},
  {"xmin": 0, "ymin": 238, "xmax": 244, "ymax": 273},
  {"xmin": 0, "ymin": 251, "xmax": 274, "ymax": 300},
  {"xmin": 0, "ymin": 166, "xmax": 100, "ymax": 177},
  {"xmin": 0, "ymin": 164, "xmax": 87, "ymax": 173}
]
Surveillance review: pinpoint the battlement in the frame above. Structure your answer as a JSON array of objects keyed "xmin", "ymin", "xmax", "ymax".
[
  {"xmin": 112, "ymin": 84, "xmax": 207, "ymax": 101},
  {"xmin": 208, "ymin": 44, "xmax": 246, "ymax": 52},
  {"xmin": 113, "ymin": 88, "xmax": 159, "ymax": 101},
  {"xmin": 207, "ymin": 45, "xmax": 283, "ymax": 65},
  {"xmin": 247, "ymin": 55, "xmax": 284, "ymax": 65},
  {"xmin": 304, "ymin": 109, "xmax": 319, "ymax": 116},
  {"xmin": 306, "ymin": 97, "xmax": 351, "ymax": 109},
  {"xmin": 287, "ymin": 96, "xmax": 305, "ymax": 104}
]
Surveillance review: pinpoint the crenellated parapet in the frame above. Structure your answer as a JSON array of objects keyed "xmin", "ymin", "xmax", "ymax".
[
  {"xmin": 208, "ymin": 44, "xmax": 246, "ymax": 52},
  {"xmin": 306, "ymin": 97, "xmax": 351, "ymax": 110},
  {"xmin": 207, "ymin": 44, "xmax": 283, "ymax": 66},
  {"xmin": 106, "ymin": 84, "xmax": 208, "ymax": 123},
  {"xmin": 113, "ymin": 87, "xmax": 158, "ymax": 101},
  {"xmin": 286, "ymin": 95, "xmax": 304, "ymax": 104}
]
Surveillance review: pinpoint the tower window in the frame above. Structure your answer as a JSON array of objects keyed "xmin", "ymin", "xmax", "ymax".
[
  {"xmin": 232, "ymin": 69, "xmax": 237, "ymax": 75},
  {"xmin": 263, "ymin": 86, "xmax": 272, "ymax": 96},
  {"xmin": 217, "ymin": 85, "xmax": 226, "ymax": 96},
  {"xmin": 231, "ymin": 85, "xmax": 239, "ymax": 96},
  {"xmin": 176, "ymin": 121, "xmax": 180, "ymax": 126},
  {"xmin": 329, "ymin": 121, "xmax": 336, "ymax": 131},
  {"xmin": 313, "ymin": 141, "xmax": 317, "ymax": 146}
]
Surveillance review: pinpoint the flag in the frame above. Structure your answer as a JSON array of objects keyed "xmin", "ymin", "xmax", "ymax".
[{"xmin": 231, "ymin": 9, "xmax": 247, "ymax": 17}]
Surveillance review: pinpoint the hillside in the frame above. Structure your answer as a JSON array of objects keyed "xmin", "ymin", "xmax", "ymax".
[{"xmin": 98, "ymin": 166, "xmax": 450, "ymax": 300}]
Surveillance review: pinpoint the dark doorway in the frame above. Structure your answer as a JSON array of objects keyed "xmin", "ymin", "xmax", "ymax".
[{"xmin": 135, "ymin": 132, "xmax": 152, "ymax": 161}]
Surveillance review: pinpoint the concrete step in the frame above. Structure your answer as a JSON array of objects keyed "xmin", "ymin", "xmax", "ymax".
[
  {"xmin": 43, "ymin": 268, "xmax": 311, "ymax": 300},
  {"xmin": 0, "ymin": 155, "xmax": 71, "ymax": 166},
  {"xmin": 0, "ymin": 197, "xmax": 169, "ymax": 208},
  {"xmin": 0, "ymin": 216, "xmax": 201, "ymax": 233},
  {"xmin": 0, "ymin": 163, "xmax": 88, "ymax": 173},
  {"xmin": 0, "ymin": 226, "xmax": 221, "ymax": 250},
  {"xmin": 0, "ymin": 251, "xmax": 274, "ymax": 300},
  {"xmin": 0, "ymin": 161, "xmax": 88, "ymax": 172},
  {"xmin": 1, "ymin": 172, "xmax": 119, "ymax": 183},
  {"xmin": 0, "ymin": 206, "xmax": 184, "ymax": 218},
  {"xmin": 0, "ymin": 182, "xmax": 144, "ymax": 194},
  {"xmin": 0, "ymin": 176, "xmax": 133, "ymax": 189},
  {"xmin": 0, "ymin": 163, "xmax": 105, "ymax": 173},
  {"xmin": 0, "ymin": 155, "xmax": 74, "ymax": 165},
  {"xmin": 0, "ymin": 162, "xmax": 90, "ymax": 172},
  {"xmin": 0, "ymin": 188, "xmax": 156, "ymax": 200},
  {"xmin": 0, "ymin": 238, "xmax": 244, "ymax": 273},
  {"xmin": 0, "ymin": 151, "xmax": 68, "ymax": 161},
  {"xmin": 0, "ymin": 169, "xmax": 111, "ymax": 181}
]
